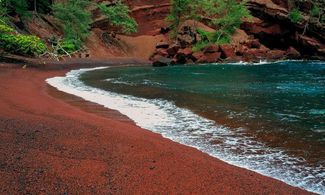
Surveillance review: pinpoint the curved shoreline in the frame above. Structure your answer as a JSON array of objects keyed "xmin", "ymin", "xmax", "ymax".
[{"xmin": 0, "ymin": 63, "xmax": 314, "ymax": 194}]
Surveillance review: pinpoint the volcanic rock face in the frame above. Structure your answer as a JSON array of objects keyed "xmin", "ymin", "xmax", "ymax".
[
  {"xmin": 243, "ymin": 0, "xmax": 325, "ymax": 60},
  {"xmin": 150, "ymin": 0, "xmax": 324, "ymax": 65}
]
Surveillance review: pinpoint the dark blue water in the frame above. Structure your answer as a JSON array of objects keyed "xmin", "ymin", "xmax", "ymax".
[{"xmin": 79, "ymin": 61, "xmax": 325, "ymax": 193}]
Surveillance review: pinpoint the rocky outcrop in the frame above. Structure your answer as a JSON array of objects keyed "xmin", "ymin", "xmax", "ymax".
[
  {"xmin": 243, "ymin": 0, "xmax": 325, "ymax": 60},
  {"xmin": 152, "ymin": 56, "xmax": 173, "ymax": 67}
]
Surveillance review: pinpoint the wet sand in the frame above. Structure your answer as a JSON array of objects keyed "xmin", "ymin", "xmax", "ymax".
[{"xmin": 0, "ymin": 62, "xmax": 313, "ymax": 194}]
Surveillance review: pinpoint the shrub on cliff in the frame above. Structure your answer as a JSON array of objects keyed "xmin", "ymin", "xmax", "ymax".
[{"xmin": 289, "ymin": 8, "xmax": 303, "ymax": 23}]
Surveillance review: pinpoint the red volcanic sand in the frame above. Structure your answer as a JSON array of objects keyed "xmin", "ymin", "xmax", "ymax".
[{"xmin": 0, "ymin": 65, "xmax": 313, "ymax": 194}]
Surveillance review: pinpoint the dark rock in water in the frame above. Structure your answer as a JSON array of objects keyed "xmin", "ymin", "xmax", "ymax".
[
  {"xmin": 156, "ymin": 42, "xmax": 169, "ymax": 49},
  {"xmin": 220, "ymin": 45, "xmax": 236, "ymax": 59},
  {"xmin": 167, "ymin": 44, "xmax": 181, "ymax": 57},
  {"xmin": 152, "ymin": 56, "xmax": 173, "ymax": 67},
  {"xmin": 286, "ymin": 47, "xmax": 301, "ymax": 59},
  {"xmin": 202, "ymin": 44, "xmax": 219, "ymax": 53}
]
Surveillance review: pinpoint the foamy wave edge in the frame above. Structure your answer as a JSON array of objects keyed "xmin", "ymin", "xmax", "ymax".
[{"xmin": 46, "ymin": 66, "xmax": 325, "ymax": 195}]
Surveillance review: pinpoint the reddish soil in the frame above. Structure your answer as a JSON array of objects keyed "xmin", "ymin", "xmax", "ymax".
[{"xmin": 0, "ymin": 63, "xmax": 313, "ymax": 194}]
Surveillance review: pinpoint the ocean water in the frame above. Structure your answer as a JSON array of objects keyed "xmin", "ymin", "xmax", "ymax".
[{"xmin": 47, "ymin": 61, "xmax": 325, "ymax": 194}]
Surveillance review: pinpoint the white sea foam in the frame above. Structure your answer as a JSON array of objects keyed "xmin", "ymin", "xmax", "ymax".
[{"xmin": 46, "ymin": 67, "xmax": 325, "ymax": 195}]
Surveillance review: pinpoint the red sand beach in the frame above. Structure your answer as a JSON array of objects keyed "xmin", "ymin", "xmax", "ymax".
[{"xmin": 0, "ymin": 63, "xmax": 313, "ymax": 194}]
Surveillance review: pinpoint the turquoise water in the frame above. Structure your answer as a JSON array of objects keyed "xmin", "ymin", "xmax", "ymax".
[
  {"xmin": 82, "ymin": 61, "xmax": 325, "ymax": 147},
  {"xmin": 51, "ymin": 61, "xmax": 325, "ymax": 193}
]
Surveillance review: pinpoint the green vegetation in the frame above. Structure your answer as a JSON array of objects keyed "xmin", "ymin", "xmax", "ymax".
[
  {"xmin": 3, "ymin": 0, "xmax": 30, "ymax": 19},
  {"xmin": 289, "ymin": 8, "xmax": 303, "ymax": 23},
  {"xmin": 310, "ymin": 5, "xmax": 320, "ymax": 17},
  {"xmin": 0, "ymin": 23, "xmax": 14, "ymax": 33},
  {"xmin": 0, "ymin": 2, "xmax": 7, "ymax": 24},
  {"xmin": 167, "ymin": 0, "xmax": 251, "ymax": 49},
  {"xmin": 203, "ymin": 0, "xmax": 251, "ymax": 45},
  {"xmin": 309, "ymin": 3, "xmax": 324, "ymax": 23},
  {"xmin": 166, "ymin": 0, "xmax": 195, "ymax": 37},
  {"xmin": 52, "ymin": 0, "xmax": 92, "ymax": 51},
  {"xmin": 0, "ymin": 33, "xmax": 47, "ymax": 56},
  {"xmin": 0, "ymin": 0, "xmax": 138, "ymax": 57},
  {"xmin": 0, "ymin": 0, "xmax": 47, "ymax": 56},
  {"xmin": 288, "ymin": 0, "xmax": 324, "ymax": 23},
  {"xmin": 52, "ymin": 0, "xmax": 137, "ymax": 54},
  {"xmin": 98, "ymin": 1, "xmax": 137, "ymax": 34}
]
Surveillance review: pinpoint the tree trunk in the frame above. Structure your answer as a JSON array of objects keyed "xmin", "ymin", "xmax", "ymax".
[{"xmin": 34, "ymin": 0, "xmax": 37, "ymax": 13}]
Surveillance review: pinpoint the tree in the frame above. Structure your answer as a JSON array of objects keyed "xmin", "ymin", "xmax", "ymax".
[
  {"xmin": 52, "ymin": 0, "xmax": 92, "ymax": 49},
  {"xmin": 205, "ymin": 0, "xmax": 251, "ymax": 44},
  {"xmin": 0, "ymin": 0, "xmax": 8, "ymax": 24},
  {"xmin": 6, "ymin": 0, "xmax": 30, "ymax": 18},
  {"xmin": 167, "ymin": 0, "xmax": 251, "ymax": 47},
  {"xmin": 97, "ymin": 0, "xmax": 137, "ymax": 34},
  {"xmin": 166, "ymin": 0, "xmax": 196, "ymax": 36}
]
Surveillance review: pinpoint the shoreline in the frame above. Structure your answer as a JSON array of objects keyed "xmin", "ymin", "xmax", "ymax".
[{"xmin": 0, "ymin": 62, "xmax": 314, "ymax": 194}]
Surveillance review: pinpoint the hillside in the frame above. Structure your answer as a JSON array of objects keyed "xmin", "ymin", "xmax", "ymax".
[{"xmin": 0, "ymin": 0, "xmax": 324, "ymax": 65}]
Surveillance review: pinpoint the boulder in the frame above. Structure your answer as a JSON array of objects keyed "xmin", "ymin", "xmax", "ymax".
[
  {"xmin": 175, "ymin": 53, "xmax": 187, "ymax": 64},
  {"xmin": 177, "ymin": 20, "xmax": 216, "ymax": 48},
  {"xmin": 266, "ymin": 50, "xmax": 286, "ymax": 60},
  {"xmin": 166, "ymin": 44, "xmax": 180, "ymax": 57},
  {"xmin": 156, "ymin": 48, "xmax": 168, "ymax": 57},
  {"xmin": 177, "ymin": 48, "xmax": 193, "ymax": 57},
  {"xmin": 231, "ymin": 29, "xmax": 250, "ymax": 45},
  {"xmin": 220, "ymin": 45, "xmax": 236, "ymax": 59},
  {"xmin": 241, "ymin": 17, "xmax": 283, "ymax": 36},
  {"xmin": 205, "ymin": 52, "xmax": 221, "ymax": 63},
  {"xmin": 202, "ymin": 44, "xmax": 219, "ymax": 53},
  {"xmin": 235, "ymin": 45, "xmax": 248, "ymax": 56},
  {"xmin": 243, "ymin": 48, "xmax": 268, "ymax": 61},
  {"xmin": 178, "ymin": 34, "xmax": 195, "ymax": 48},
  {"xmin": 224, "ymin": 56, "xmax": 245, "ymax": 63},
  {"xmin": 156, "ymin": 42, "xmax": 169, "ymax": 49},
  {"xmin": 298, "ymin": 35, "xmax": 324, "ymax": 52},
  {"xmin": 245, "ymin": 39, "xmax": 261, "ymax": 49},
  {"xmin": 152, "ymin": 56, "xmax": 173, "ymax": 67},
  {"xmin": 192, "ymin": 51, "xmax": 205, "ymax": 62},
  {"xmin": 286, "ymin": 47, "xmax": 301, "ymax": 59},
  {"xmin": 196, "ymin": 55, "xmax": 208, "ymax": 64}
]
